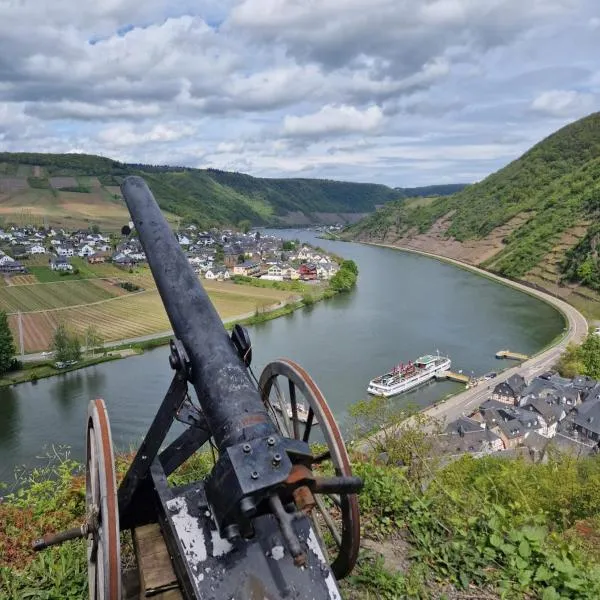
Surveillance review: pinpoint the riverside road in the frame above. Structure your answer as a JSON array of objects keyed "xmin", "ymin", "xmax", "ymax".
[{"xmin": 372, "ymin": 245, "xmax": 589, "ymax": 426}]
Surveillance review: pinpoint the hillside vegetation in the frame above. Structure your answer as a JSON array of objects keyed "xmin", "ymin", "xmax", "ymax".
[
  {"xmin": 0, "ymin": 153, "xmax": 465, "ymax": 229},
  {"xmin": 0, "ymin": 153, "xmax": 398, "ymax": 228},
  {"xmin": 3, "ymin": 433, "xmax": 600, "ymax": 598},
  {"xmin": 346, "ymin": 112, "xmax": 600, "ymax": 295}
]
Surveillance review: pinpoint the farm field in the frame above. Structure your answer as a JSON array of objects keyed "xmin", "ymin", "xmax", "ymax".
[
  {"xmin": 0, "ymin": 279, "xmax": 118, "ymax": 312},
  {"xmin": 0, "ymin": 184, "xmax": 180, "ymax": 230},
  {"xmin": 7, "ymin": 284, "xmax": 292, "ymax": 352}
]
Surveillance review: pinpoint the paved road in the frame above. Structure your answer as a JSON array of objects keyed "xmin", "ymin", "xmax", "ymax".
[
  {"xmin": 19, "ymin": 300, "xmax": 291, "ymax": 363},
  {"xmin": 369, "ymin": 244, "xmax": 589, "ymax": 426}
]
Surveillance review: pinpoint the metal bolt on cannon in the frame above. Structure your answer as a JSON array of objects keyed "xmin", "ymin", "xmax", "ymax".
[{"xmin": 32, "ymin": 176, "xmax": 363, "ymax": 600}]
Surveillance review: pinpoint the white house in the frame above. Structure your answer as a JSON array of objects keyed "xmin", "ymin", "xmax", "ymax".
[
  {"xmin": 0, "ymin": 255, "xmax": 15, "ymax": 265},
  {"xmin": 178, "ymin": 235, "xmax": 191, "ymax": 246},
  {"xmin": 283, "ymin": 267, "xmax": 300, "ymax": 280},
  {"xmin": 57, "ymin": 246, "xmax": 74, "ymax": 257},
  {"xmin": 29, "ymin": 244, "xmax": 46, "ymax": 255},
  {"xmin": 78, "ymin": 244, "xmax": 96, "ymax": 257},
  {"xmin": 50, "ymin": 256, "xmax": 73, "ymax": 271},
  {"xmin": 188, "ymin": 256, "xmax": 202, "ymax": 267},
  {"xmin": 297, "ymin": 247, "xmax": 312, "ymax": 260},
  {"xmin": 204, "ymin": 270, "xmax": 216, "ymax": 280}
]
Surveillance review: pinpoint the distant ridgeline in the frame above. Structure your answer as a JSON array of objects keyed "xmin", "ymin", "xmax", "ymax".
[
  {"xmin": 346, "ymin": 111, "xmax": 600, "ymax": 293},
  {"xmin": 0, "ymin": 152, "xmax": 462, "ymax": 229}
]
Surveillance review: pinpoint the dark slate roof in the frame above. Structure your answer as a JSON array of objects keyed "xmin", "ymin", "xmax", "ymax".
[
  {"xmin": 496, "ymin": 418, "xmax": 525, "ymax": 439},
  {"xmin": 573, "ymin": 399, "xmax": 600, "ymax": 435},
  {"xmin": 573, "ymin": 375, "xmax": 597, "ymax": 391},
  {"xmin": 444, "ymin": 417, "xmax": 484, "ymax": 435},
  {"xmin": 548, "ymin": 433, "xmax": 597, "ymax": 457},
  {"xmin": 523, "ymin": 398, "xmax": 564, "ymax": 423},
  {"xmin": 493, "ymin": 373, "xmax": 527, "ymax": 398},
  {"xmin": 522, "ymin": 377, "xmax": 560, "ymax": 399},
  {"xmin": 523, "ymin": 431, "xmax": 550, "ymax": 453},
  {"xmin": 583, "ymin": 383, "xmax": 600, "ymax": 403},
  {"xmin": 479, "ymin": 399, "xmax": 509, "ymax": 412},
  {"xmin": 433, "ymin": 429, "xmax": 502, "ymax": 455},
  {"xmin": 549, "ymin": 374, "xmax": 573, "ymax": 387}
]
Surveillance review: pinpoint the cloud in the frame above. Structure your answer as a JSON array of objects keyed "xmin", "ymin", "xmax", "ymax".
[
  {"xmin": 284, "ymin": 105, "xmax": 384, "ymax": 137},
  {"xmin": 0, "ymin": 0, "xmax": 597, "ymax": 186},
  {"xmin": 97, "ymin": 122, "xmax": 197, "ymax": 146},
  {"xmin": 531, "ymin": 90, "xmax": 597, "ymax": 117}
]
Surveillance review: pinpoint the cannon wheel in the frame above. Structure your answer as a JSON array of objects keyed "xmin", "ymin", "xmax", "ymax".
[
  {"xmin": 86, "ymin": 399, "xmax": 121, "ymax": 600},
  {"xmin": 259, "ymin": 359, "xmax": 360, "ymax": 580}
]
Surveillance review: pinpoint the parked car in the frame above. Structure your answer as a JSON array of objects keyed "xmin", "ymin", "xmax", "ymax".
[{"xmin": 484, "ymin": 372, "xmax": 498, "ymax": 380}]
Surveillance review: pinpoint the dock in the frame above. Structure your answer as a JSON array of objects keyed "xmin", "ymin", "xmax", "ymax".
[
  {"xmin": 496, "ymin": 349, "xmax": 529, "ymax": 361},
  {"xmin": 436, "ymin": 370, "xmax": 470, "ymax": 384}
]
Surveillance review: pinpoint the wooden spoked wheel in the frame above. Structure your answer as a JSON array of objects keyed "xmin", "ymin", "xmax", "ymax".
[
  {"xmin": 86, "ymin": 399, "xmax": 121, "ymax": 600},
  {"xmin": 259, "ymin": 359, "xmax": 360, "ymax": 580}
]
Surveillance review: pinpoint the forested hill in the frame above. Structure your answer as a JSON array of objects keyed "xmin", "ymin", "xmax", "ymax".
[{"xmin": 346, "ymin": 112, "xmax": 600, "ymax": 300}]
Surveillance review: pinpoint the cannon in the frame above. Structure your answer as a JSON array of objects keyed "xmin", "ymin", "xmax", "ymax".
[{"xmin": 33, "ymin": 176, "xmax": 362, "ymax": 599}]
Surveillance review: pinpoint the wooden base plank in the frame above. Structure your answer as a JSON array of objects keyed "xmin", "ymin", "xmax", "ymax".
[{"xmin": 133, "ymin": 524, "xmax": 182, "ymax": 598}]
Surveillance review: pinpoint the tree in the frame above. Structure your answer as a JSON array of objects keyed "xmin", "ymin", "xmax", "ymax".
[
  {"xmin": 558, "ymin": 334, "xmax": 600, "ymax": 379},
  {"xmin": 237, "ymin": 254, "xmax": 246, "ymax": 264},
  {"xmin": 0, "ymin": 311, "xmax": 15, "ymax": 375},
  {"xmin": 349, "ymin": 395, "xmax": 442, "ymax": 485},
  {"xmin": 53, "ymin": 324, "xmax": 81, "ymax": 363},
  {"xmin": 85, "ymin": 325, "xmax": 104, "ymax": 357},
  {"xmin": 238, "ymin": 220, "xmax": 252, "ymax": 234}
]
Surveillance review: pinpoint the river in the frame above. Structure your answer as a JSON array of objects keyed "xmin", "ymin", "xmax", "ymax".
[{"xmin": 0, "ymin": 232, "xmax": 565, "ymax": 482}]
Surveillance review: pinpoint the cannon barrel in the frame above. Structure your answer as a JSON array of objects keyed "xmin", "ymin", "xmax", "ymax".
[{"xmin": 120, "ymin": 176, "xmax": 276, "ymax": 449}]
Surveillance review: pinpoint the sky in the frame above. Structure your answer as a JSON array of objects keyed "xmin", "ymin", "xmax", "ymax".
[{"xmin": 0, "ymin": 0, "xmax": 598, "ymax": 187}]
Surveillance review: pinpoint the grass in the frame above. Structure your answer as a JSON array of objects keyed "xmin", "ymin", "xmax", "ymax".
[
  {"xmin": 0, "ymin": 355, "xmax": 122, "ymax": 388},
  {"xmin": 5, "ymin": 438, "xmax": 600, "ymax": 599}
]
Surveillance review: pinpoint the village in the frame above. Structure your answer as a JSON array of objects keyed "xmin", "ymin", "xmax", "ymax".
[
  {"xmin": 438, "ymin": 370, "xmax": 600, "ymax": 462},
  {"xmin": 0, "ymin": 224, "xmax": 340, "ymax": 283}
]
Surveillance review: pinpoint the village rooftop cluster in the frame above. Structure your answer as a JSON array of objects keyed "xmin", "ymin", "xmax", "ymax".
[
  {"xmin": 0, "ymin": 225, "xmax": 340, "ymax": 281},
  {"xmin": 438, "ymin": 371, "xmax": 600, "ymax": 462}
]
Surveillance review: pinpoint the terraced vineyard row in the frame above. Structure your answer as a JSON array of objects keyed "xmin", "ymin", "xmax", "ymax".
[
  {"xmin": 9, "ymin": 287, "xmax": 290, "ymax": 352},
  {"xmin": 0, "ymin": 279, "xmax": 117, "ymax": 313}
]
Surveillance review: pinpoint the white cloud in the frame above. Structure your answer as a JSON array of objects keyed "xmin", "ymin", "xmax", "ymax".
[
  {"xmin": 284, "ymin": 105, "xmax": 384, "ymax": 137},
  {"xmin": 98, "ymin": 123, "xmax": 197, "ymax": 146},
  {"xmin": 531, "ymin": 89, "xmax": 596, "ymax": 117},
  {"xmin": 0, "ymin": 0, "xmax": 597, "ymax": 185}
]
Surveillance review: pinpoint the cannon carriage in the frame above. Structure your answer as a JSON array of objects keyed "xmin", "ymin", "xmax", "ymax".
[{"xmin": 33, "ymin": 177, "xmax": 362, "ymax": 599}]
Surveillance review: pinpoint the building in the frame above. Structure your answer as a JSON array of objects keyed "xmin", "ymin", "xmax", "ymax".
[
  {"xmin": 298, "ymin": 263, "xmax": 318, "ymax": 280},
  {"xmin": 233, "ymin": 262, "xmax": 260, "ymax": 277},
  {"xmin": 57, "ymin": 246, "xmax": 74, "ymax": 257},
  {"xmin": 29, "ymin": 244, "xmax": 46, "ymax": 255},
  {"xmin": 432, "ymin": 428, "xmax": 504, "ymax": 457},
  {"xmin": 78, "ymin": 244, "xmax": 96, "ymax": 257},
  {"xmin": 491, "ymin": 373, "xmax": 527, "ymax": 405},
  {"xmin": 50, "ymin": 256, "xmax": 73, "ymax": 271},
  {"xmin": 283, "ymin": 266, "xmax": 300, "ymax": 280},
  {"xmin": 572, "ymin": 398, "xmax": 600, "ymax": 443},
  {"xmin": 521, "ymin": 397, "xmax": 565, "ymax": 437}
]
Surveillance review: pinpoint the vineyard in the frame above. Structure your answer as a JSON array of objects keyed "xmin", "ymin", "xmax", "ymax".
[
  {"xmin": 7, "ymin": 286, "xmax": 291, "ymax": 352},
  {"xmin": 0, "ymin": 279, "xmax": 118, "ymax": 313}
]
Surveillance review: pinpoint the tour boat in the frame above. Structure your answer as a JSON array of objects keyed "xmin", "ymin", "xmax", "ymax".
[{"xmin": 367, "ymin": 353, "xmax": 451, "ymax": 397}]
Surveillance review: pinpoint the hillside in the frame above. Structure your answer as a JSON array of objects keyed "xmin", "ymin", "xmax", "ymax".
[
  {"xmin": 0, "ymin": 152, "xmax": 406, "ymax": 229},
  {"xmin": 346, "ymin": 112, "xmax": 600, "ymax": 316}
]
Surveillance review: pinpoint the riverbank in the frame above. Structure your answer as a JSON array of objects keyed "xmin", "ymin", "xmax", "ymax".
[
  {"xmin": 4, "ymin": 265, "xmax": 358, "ymax": 387},
  {"xmin": 361, "ymin": 242, "xmax": 588, "ymax": 428},
  {"xmin": 1, "ymin": 299, "xmax": 297, "ymax": 388}
]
